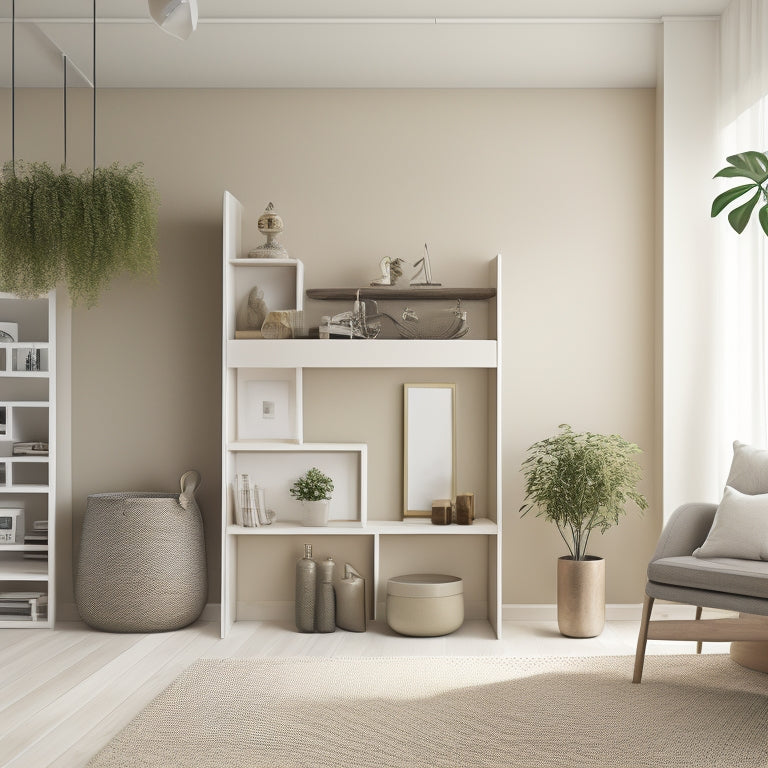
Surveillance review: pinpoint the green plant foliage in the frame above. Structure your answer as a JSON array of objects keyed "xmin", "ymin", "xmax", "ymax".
[
  {"xmin": 289, "ymin": 467, "xmax": 334, "ymax": 502},
  {"xmin": 711, "ymin": 151, "xmax": 768, "ymax": 236},
  {"xmin": 519, "ymin": 424, "xmax": 648, "ymax": 560},
  {"xmin": 0, "ymin": 160, "xmax": 159, "ymax": 306}
]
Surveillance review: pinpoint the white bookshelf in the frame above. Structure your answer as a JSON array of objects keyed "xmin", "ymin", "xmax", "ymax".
[
  {"xmin": 0, "ymin": 292, "xmax": 55, "ymax": 629},
  {"xmin": 221, "ymin": 191, "xmax": 502, "ymax": 638}
]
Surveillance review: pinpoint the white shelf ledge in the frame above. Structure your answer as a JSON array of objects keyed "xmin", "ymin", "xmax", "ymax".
[
  {"xmin": 0, "ymin": 485, "xmax": 50, "ymax": 493},
  {"xmin": 227, "ymin": 339, "xmax": 498, "ymax": 368},
  {"xmin": 227, "ymin": 518, "xmax": 498, "ymax": 535},
  {"xmin": 0, "ymin": 557, "xmax": 49, "ymax": 580}
]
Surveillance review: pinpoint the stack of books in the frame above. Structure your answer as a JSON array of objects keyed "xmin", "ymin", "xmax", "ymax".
[
  {"xmin": 23, "ymin": 520, "xmax": 48, "ymax": 560},
  {"xmin": 0, "ymin": 592, "xmax": 47, "ymax": 621}
]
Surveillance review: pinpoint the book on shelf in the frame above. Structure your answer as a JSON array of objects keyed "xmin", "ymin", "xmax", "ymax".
[{"xmin": 0, "ymin": 591, "xmax": 47, "ymax": 621}]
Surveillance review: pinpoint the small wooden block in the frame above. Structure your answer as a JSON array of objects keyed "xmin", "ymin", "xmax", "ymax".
[
  {"xmin": 456, "ymin": 492, "xmax": 475, "ymax": 525},
  {"xmin": 431, "ymin": 499, "xmax": 452, "ymax": 525}
]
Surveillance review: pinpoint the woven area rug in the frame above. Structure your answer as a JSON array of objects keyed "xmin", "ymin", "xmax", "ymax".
[{"xmin": 88, "ymin": 655, "xmax": 768, "ymax": 768}]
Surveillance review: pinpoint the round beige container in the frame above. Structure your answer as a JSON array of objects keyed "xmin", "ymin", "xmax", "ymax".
[{"xmin": 386, "ymin": 574, "xmax": 464, "ymax": 637}]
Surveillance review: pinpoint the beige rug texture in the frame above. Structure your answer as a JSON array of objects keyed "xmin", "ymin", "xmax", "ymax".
[{"xmin": 88, "ymin": 655, "xmax": 768, "ymax": 768}]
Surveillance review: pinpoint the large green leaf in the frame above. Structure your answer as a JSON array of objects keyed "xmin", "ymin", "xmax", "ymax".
[
  {"xmin": 759, "ymin": 203, "xmax": 768, "ymax": 237},
  {"xmin": 714, "ymin": 166, "xmax": 768, "ymax": 183},
  {"xmin": 726, "ymin": 151, "xmax": 768, "ymax": 178},
  {"xmin": 728, "ymin": 188, "xmax": 762, "ymax": 233},
  {"xmin": 711, "ymin": 183, "xmax": 756, "ymax": 217}
]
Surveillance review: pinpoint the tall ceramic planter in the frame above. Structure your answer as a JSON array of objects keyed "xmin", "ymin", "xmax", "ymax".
[
  {"xmin": 557, "ymin": 556, "xmax": 605, "ymax": 638},
  {"xmin": 301, "ymin": 500, "xmax": 330, "ymax": 527}
]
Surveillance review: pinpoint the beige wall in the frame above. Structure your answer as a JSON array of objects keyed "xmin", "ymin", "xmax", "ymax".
[{"xmin": 2, "ymin": 87, "xmax": 658, "ymax": 611}]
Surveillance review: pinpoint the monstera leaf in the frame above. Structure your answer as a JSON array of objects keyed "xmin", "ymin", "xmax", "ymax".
[{"xmin": 711, "ymin": 151, "xmax": 768, "ymax": 236}]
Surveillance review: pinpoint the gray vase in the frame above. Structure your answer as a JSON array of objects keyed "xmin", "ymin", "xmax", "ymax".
[
  {"xmin": 295, "ymin": 544, "xmax": 317, "ymax": 633},
  {"xmin": 336, "ymin": 563, "xmax": 366, "ymax": 632},
  {"xmin": 315, "ymin": 556, "xmax": 336, "ymax": 633}
]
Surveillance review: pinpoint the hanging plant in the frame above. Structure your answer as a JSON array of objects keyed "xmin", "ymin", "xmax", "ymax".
[
  {"xmin": 0, "ymin": 160, "xmax": 159, "ymax": 306},
  {"xmin": 0, "ymin": 0, "xmax": 160, "ymax": 307}
]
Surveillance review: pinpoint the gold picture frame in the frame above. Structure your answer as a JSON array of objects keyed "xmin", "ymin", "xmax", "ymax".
[{"xmin": 403, "ymin": 383, "xmax": 456, "ymax": 518}]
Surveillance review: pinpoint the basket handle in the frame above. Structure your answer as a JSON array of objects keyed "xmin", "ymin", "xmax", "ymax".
[{"xmin": 179, "ymin": 470, "xmax": 201, "ymax": 510}]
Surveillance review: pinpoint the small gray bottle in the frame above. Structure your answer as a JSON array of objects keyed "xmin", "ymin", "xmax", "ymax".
[
  {"xmin": 295, "ymin": 544, "xmax": 317, "ymax": 633},
  {"xmin": 315, "ymin": 556, "xmax": 336, "ymax": 633}
]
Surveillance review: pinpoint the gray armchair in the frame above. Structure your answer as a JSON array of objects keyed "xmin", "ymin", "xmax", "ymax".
[{"xmin": 633, "ymin": 502, "xmax": 768, "ymax": 682}]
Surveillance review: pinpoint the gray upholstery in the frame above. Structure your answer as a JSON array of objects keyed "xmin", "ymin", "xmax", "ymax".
[
  {"xmin": 649, "ymin": 556, "xmax": 768, "ymax": 599},
  {"xmin": 645, "ymin": 501, "xmax": 768, "ymax": 615}
]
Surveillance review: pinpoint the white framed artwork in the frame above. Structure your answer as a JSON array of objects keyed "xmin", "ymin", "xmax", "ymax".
[
  {"xmin": 237, "ymin": 370, "xmax": 297, "ymax": 440},
  {"xmin": 0, "ymin": 323, "xmax": 18, "ymax": 343}
]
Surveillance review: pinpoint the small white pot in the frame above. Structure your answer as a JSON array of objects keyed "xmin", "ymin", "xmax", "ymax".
[{"xmin": 301, "ymin": 500, "xmax": 330, "ymax": 527}]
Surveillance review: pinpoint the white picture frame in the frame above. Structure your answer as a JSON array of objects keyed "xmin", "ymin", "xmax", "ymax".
[
  {"xmin": 237, "ymin": 370, "xmax": 296, "ymax": 440},
  {"xmin": 0, "ymin": 323, "xmax": 18, "ymax": 343}
]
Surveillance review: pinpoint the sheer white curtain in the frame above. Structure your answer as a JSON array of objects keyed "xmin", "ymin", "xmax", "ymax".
[{"xmin": 715, "ymin": 0, "xmax": 768, "ymax": 477}]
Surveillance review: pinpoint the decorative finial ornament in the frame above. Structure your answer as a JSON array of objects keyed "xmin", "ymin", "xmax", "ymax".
[{"xmin": 248, "ymin": 202, "xmax": 289, "ymax": 259}]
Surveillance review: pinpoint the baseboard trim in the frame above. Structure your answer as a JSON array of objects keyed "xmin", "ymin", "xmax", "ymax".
[{"xmin": 502, "ymin": 603, "xmax": 733, "ymax": 622}]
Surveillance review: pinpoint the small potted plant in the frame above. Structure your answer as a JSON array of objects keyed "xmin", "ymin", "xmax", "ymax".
[
  {"xmin": 519, "ymin": 424, "xmax": 648, "ymax": 638},
  {"xmin": 290, "ymin": 467, "xmax": 334, "ymax": 527}
]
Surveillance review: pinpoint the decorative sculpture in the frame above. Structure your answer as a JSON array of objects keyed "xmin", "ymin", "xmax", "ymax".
[
  {"xmin": 246, "ymin": 286, "xmax": 269, "ymax": 330},
  {"xmin": 370, "ymin": 256, "xmax": 405, "ymax": 286},
  {"xmin": 248, "ymin": 202, "xmax": 288, "ymax": 259},
  {"xmin": 410, "ymin": 243, "xmax": 441, "ymax": 286}
]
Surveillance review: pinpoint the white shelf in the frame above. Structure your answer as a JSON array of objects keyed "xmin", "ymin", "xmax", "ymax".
[
  {"xmin": 227, "ymin": 339, "xmax": 498, "ymax": 368},
  {"xmin": 0, "ymin": 557, "xmax": 49, "ymax": 580},
  {"xmin": 228, "ymin": 518, "xmax": 498, "ymax": 536},
  {"xmin": 228, "ymin": 441, "xmax": 363, "ymax": 452},
  {"xmin": 0, "ymin": 544, "xmax": 47, "ymax": 552},
  {"xmin": 0, "ymin": 290, "xmax": 56, "ymax": 630},
  {"xmin": 0, "ymin": 485, "xmax": 49, "ymax": 493},
  {"xmin": 0, "ymin": 372, "xmax": 50, "ymax": 379},
  {"xmin": 230, "ymin": 258, "xmax": 299, "ymax": 267}
]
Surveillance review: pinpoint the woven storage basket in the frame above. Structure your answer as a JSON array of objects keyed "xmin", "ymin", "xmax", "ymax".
[{"xmin": 75, "ymin": 470, "xmax": 207, "ymax": 633}]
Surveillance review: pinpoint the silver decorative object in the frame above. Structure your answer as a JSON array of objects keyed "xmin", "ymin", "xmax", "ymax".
[
  {"xmin": 295, "ymin": 544, "xmax": 317, "ymax": 633},
  {"xmin": 319, "ymin": 293, "xmax": 469, "ymax": 340},
  {"xmin": 410, "ymin": 243, "xmax": 441, "ymax": 286},
  {"xmin": 336, "ymin": 563, "xmax": 367, "ymax": 632},
  {"xmin": 248, "ymin": 202, "xmax": 288, "ymax": 259},
  {"xmin": 315, "ymin": 556, "xmax": 336, "ymax": 633}
]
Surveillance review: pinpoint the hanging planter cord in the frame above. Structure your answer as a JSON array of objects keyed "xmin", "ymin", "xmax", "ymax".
[{"xmin": 11, "ymin": 0, "xmax": 15, "ymax": 174}]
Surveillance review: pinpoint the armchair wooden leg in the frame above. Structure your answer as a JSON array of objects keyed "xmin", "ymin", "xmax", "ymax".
[
  {"xmin": 695, "ymin": 606, "xmax": 703, "ymax": 654},
  {"xmin": 633, "ymin": 594, "xmax": 654, "ymax": 684}
]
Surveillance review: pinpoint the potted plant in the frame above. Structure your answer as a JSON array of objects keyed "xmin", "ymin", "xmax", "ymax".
[
  {"xmin": 290, "ymin": 467, "xmax": 334, "ymax": 527},
  {"xmin": 519, "ymin": 424, "xmax": 648, "ymax": 638}
]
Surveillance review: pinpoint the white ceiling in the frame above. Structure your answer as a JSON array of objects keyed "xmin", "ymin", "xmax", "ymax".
[{"xmin": 0, "ymin": 0, "xmax": 728, "ymax": 89}]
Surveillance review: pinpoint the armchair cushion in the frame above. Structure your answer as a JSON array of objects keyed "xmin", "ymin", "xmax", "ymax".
[
  {"xmin": 692, "ymin": 486, "xmax": 768, "ymax": 560},
  {"xmin": 649, "ymin": 555, "xmax": 768, "ymax": 599}
]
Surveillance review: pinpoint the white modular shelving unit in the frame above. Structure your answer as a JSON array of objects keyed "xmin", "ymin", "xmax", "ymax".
[
  {"xmin": 221, "ymin": 191, "xmax": 502, "ymax": 638},
  {"xmin": 0, "ymin": 292, "xmax": 56, "ymax": 628}
]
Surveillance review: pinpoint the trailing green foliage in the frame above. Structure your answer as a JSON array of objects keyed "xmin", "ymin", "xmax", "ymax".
[
  {"xmin": 519, "ymin": 424, "xmax": 648, "ymax": 560},
  {"xmin": 711, "ymin": 151, "xmax": 768, "ymax": 237},
  {"xmin": 0, "ymin": 161, "xmax": 159, "ymax": 306},
  {"xmin": 289, "ymin": 467, "xmax": 334, "ymax": 502}
]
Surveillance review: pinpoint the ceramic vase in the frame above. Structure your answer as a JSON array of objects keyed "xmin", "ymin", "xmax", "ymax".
[
  {"xmin": 556, "ymin": 555, "xmax": 605, "ymax": 638},
  {"xmin": 302, "ymin": 500, "xmax": 329, "ymax": 527}
]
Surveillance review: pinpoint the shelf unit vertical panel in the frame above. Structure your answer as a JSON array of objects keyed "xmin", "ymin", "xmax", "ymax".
[
  {"xmin": 47, "ymin": 290, "xmax": 56, "ymax": 627},
  {"xmin": 488, "ymin": 254, "xmax": 502, "ymax": 638},
  {"xmin": 222, "ymin": 191, "xmax": 242, "ymax": 637}
]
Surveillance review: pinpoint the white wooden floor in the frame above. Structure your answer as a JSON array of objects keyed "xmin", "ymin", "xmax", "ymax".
[{"xmin": 0, "ymin": 618, "xmax": 732, "ymax": 768}]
